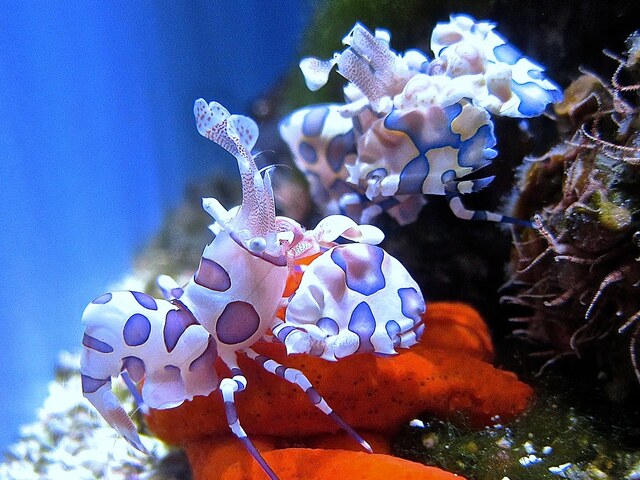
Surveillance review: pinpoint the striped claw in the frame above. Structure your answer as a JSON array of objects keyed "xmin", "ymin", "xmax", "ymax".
[{"xmin": 274, "ymin": 243, "xmax": 425, "ymax": 361}]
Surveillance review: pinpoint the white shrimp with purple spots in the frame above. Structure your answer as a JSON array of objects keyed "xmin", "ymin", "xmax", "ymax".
[
  {"xmin": 430, "ymin": 15, "xmax": 563, "ymax": 118},
  {"xmin": 81, "ymin": 100, "xmax": 425, "ymax": 480},
  {"xmin": 81, "ymin": 291, "xmax": 216, "ymax": 452},
  {"xmin": 274, "ymin": 243, "xmax": 425, "ymax": 361},
  {"xmin": 280, "ymin": 16, "xmax": 563, "ymax": 226},
  {"xmin": 279, "ymin": 104, "xmax": 426, "ymax": 225}
]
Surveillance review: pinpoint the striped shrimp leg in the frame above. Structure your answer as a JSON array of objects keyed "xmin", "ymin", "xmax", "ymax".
[
  {"xmin": 218, "ymin": 353, "xmax": 280, "ymax": 480},
  {"xmin": 244, "ymin": 347, "xmax": 373, "ymax": 453}
]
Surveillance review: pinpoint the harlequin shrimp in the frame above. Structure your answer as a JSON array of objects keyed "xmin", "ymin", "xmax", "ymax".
[
  {"xmin": 81, "ymin": 100, "xmax": 425, "ymax": 479},
  {"xmin": 280, "ymin": 15, "xmax": 563, "ymax": 226}
]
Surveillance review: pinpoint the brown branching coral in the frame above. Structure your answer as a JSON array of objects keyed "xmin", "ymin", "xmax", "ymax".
[{"xmin": 503, "ymin": 31, "xmax": 640, "ymax": 393}]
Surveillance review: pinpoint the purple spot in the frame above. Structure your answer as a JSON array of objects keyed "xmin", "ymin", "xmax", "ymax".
[
  {"xmin": 82, "ymin": 333, "xmax": 114, "ymax": 353},
  {"xmin": 91, "ymin": 293, "xmax": 112, "ymax": 304},
  {"xmin": 132, "ymin": 291, "xmax": 157, "ymax": 310},
  {"xmin": 275, "ymin": 365, "xmax": 287, "ymax": 378},
  {"xmin": 397, "ymin": 156, "xmax": 428, "ymax": 194},
  {"xmin": 254, "ymin": 355, "xmax": 269, "ymax": 367},
  {"xmin": 385, "ymin": 320, "xmax": 401, "ymax": 347},
  {"xmin": 458, "ymin": 122, "xmax": 496, "ymax": 169},
  {"xmin": 348, "ymin": 301, "xmax": 376, "ymax": 353},
  {"xmin": 216, "ymin": 301, "xmax": 261, "ymax": 345},
  {"xmin": 123, "ymin": 313, "xmax": 151, "ymax": 346},
  {"xmin": 225, "ymin": 400, "xmax": 238, "ymax": 425},
  {"xmin": 493, "ymin": 42, "xmax": 521, "ymax": 65},
  {"xmin": 81, "ymin": 374, "xmax": 109, "ymax": 394},
  {"xmin": 164, "ymin": 309, "xmax": 198, "ymax": 353},
  {"xmin": 305, "ymin": 387, "xmax": 322, "ymax": 405},
  {"xmin": 171, "ymin": 287, "xmax": 184, "ymax": 299},
  {"xmin": 326, "ymin": 129, "xmax": 355, "ymax": 173},
  {"xmin": 385, "ymin": 107, "xmax": 459, "ymax": 154},
  {"xmin": 316, "ymin": 317, "xmax": 339, "ymax": 336},
  {"xmin": 194, "ymin": 258, "xmax": 231, "ymax": 291},
  {"xmin": 511, "ymin": 81, "xmax": 560, "ymax": 116},
  {"xmin": 331, "ymin": 245, "xmax": 386, "ymax": 296},
  {"xmin": 302, "ymin": 106, "xmax": 329, "ymax": 137},
  {"xmin": 189, "ymin": 337, "xmax": 218, "ymax": 372},
  {"xmin": 122, "ymin": 356, "xmax": 146, "ymax": 382},
  {"xmin": 441, "ymin": 170, "xmax": 457, "ymax": 185},
  {"xmin": 299, "ymin": 141, "xmax": 317, "ymax": 164},
  {"xmin": 398, "ymin": 287, "xmax": 426, "ymax": 324},
  {"xmin": 275, "ymin": 325, "xmax": 296, "ymax": 343}
]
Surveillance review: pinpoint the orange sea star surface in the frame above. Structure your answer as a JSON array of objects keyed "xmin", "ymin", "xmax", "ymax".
[{"xmin": 146, "ymin": 302, "xmax": 531, "ymax": 479}]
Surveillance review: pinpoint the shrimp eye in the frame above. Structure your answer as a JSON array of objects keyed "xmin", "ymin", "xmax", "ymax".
[{"xmin": 248, "ymin": 236, "xmax": 267, "ymax": 253}]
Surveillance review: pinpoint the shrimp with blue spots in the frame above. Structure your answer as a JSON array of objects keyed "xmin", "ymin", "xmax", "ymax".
[
  {"xmin": 81, "ymin": 100, "xmax": 425, "ymax": 480},
  {"xmin": 430, "ymin": 14, "xmax": 563, "ymax": 118},
  {"xmin": 280, "ymin": 16, "xmax": 562, "ymax": 226}
]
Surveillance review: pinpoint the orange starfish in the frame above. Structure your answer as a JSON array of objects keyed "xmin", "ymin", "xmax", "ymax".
[
  {"xmin": 186, "ymin": 437, "xmax": 465, "ymax": 479},
  {"xmin": 146, "ymin": 302, "xmax": 531, "ymax": 479}
]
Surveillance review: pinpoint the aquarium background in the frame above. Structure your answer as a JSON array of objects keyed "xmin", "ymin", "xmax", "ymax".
[{"xmin": 0, "ymin": 1, "xmax": 313, "ymax": 452}]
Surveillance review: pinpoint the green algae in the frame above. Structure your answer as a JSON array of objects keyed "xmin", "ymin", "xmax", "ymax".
[{"xmin": 393, "ymin": 379, "xmax": 640, "ymax": 479}]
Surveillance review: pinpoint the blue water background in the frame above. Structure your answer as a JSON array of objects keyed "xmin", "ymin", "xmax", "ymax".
[{"xmin": 0, "ymin": 1, "xmax": 313, "ymax": 452}]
